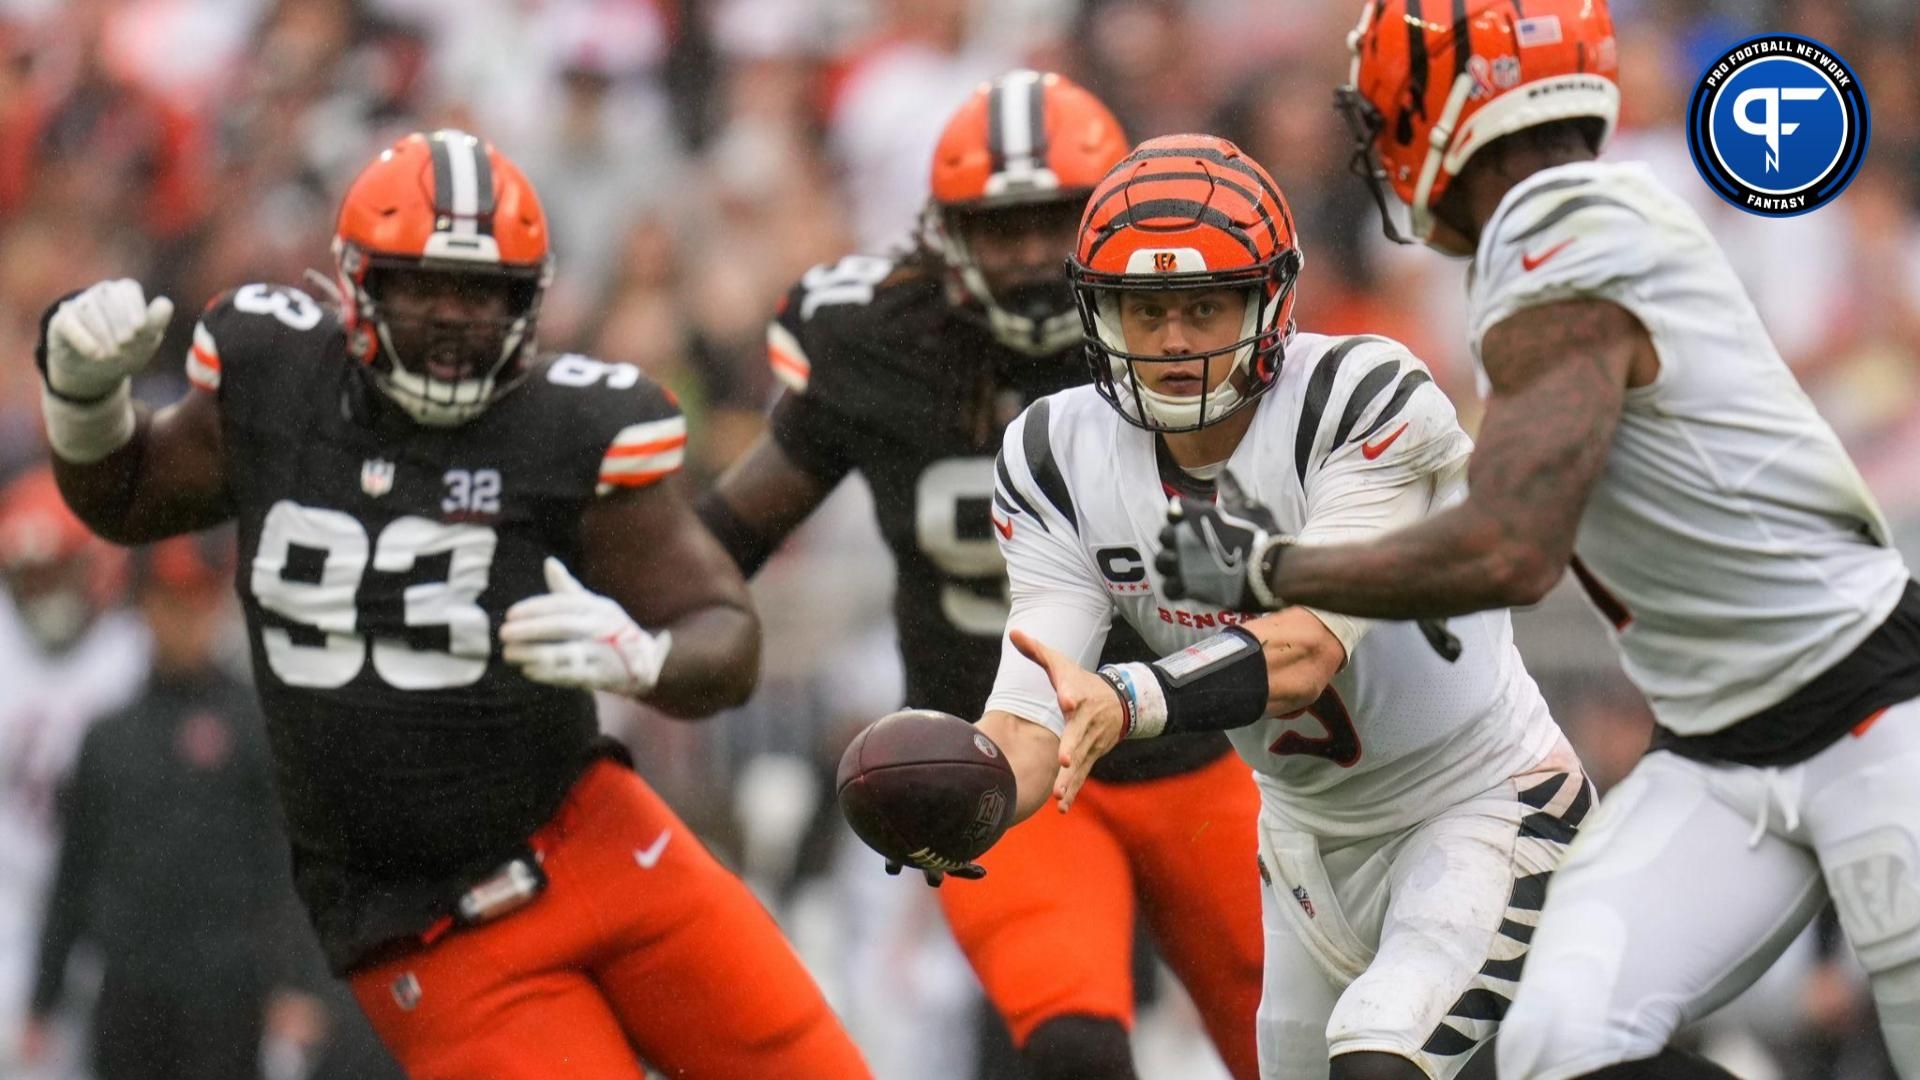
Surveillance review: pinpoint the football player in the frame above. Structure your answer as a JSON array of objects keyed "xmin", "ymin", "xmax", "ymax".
[
  {"xmin": 701, "ymin": 71, "xmax": 1266, "ymax": 1080},
  {"xmin": 1157, "ymin": 2, "xmax": 1920, "ymax": 1077},
  {"xmin": 927, "ymin": 133, "xmax": 1591, "ymax": 1080},
  {"xmin": 31, "ymin": 130, "xmax": 871, "ymax": 1080},
  {"xmin": 0, "ymin": 468, "xmax": 146, "ymax": 1073}
]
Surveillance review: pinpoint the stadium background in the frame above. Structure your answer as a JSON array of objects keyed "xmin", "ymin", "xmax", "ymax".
[{"xmin": 0, "ymin": 0, "xmax": 1916, "ymax": 1077}]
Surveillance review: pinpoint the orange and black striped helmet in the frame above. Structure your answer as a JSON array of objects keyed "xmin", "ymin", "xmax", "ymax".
[
  {"xmin": 333, "ymin": 129, "xmax": 554, "ymax": 426},
  {"xmin": 1335, "ymin": 0, "xmax": 1619, "ymax": 245},
  {"xmin": 923, "ymin": 70, "xmax": 1128, "ymax": 355},
  {"xmin": 1069, "ymin": 134, "xmax": 1302, "ymax": 432}
]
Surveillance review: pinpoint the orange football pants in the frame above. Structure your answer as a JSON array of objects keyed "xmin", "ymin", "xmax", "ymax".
[
  {"xmin": 938, "ymin": 750, "xmax": 1264, "ymax": 1080},
  {"xmin": 348, "ymin": 759, "xmax": 870, "ymax": 1079}
]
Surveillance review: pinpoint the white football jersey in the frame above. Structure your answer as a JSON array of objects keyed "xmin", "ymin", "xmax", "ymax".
[
  {"xmin": 984, "ymin": 333, "xmax": 1561, "ymax": 840},
  {"xmin": 0, "ymin": 601, "xmax": 149, "ymax": 1043},
  {"xmin": 1467, "ymin": 161, "xmax": 1910, "ymax": 735}
]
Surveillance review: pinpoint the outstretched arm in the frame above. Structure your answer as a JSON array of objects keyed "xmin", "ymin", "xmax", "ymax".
[
  {"xmin": 582, "ymin": 475, "xmax": 762, "ymax": 717},
  {"xmin": 1267, "ymin": 299, "xmax": 1648, "ymax": 617},
  {"xmin": 504, "ymin": 474, "xmax": 762, "ymax": 718},
  {"xmin": 1011, "ymin": 607, "xmax": 1345, "ymax": 810},
  {"xmin": 39, "ymin": 281, "xmax": 230, "ymax": 542},
  {"xmin": 697, "ymin": 433, "xmax": 839, "ymax": 576}
]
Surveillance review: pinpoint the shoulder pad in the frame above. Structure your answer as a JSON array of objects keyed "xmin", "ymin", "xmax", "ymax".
[
  {"xmin": 529, "ymin": 354, "xmax": 686, "ymax": 495},
  {"xmin": 189, "ymin": 283, "xmax": 338, "ymax": 394}
]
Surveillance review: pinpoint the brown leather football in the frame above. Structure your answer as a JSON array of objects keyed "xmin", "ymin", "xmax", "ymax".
[{"xmin": 836, "ymin": 709, "xmax": 1016, "ymax": 866}]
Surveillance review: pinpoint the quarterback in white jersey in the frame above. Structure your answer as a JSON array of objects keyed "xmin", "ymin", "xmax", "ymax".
[
  {"xmin": 1160, "ymin": 3, "xmax": 1920, "ymax": 1078},
  {"xmin": 948, "ymin": 134, "xmax": 1588, "ymax": 1080}
]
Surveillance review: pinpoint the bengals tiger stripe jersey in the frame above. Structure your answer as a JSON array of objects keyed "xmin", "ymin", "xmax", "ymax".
[{"xmin": 987, "ymin": 332, "xmax": 1563, "ymax": 838}]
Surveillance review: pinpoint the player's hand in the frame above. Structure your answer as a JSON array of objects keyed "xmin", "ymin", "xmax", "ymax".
[
  {"xmin": 1009, "ymin": 628, "xmax": 1126, "ymax": 813},
  {"xmin": 1155, "ymin": 470, "xmax": 1286, "ymax": 611},
  {"xmin": 884, "ymin": 855, "xmax": 986, "ymax": 887},
  {"xmin": 501, "ymin": 557, "xmax": 672, "ymax": 698},
  {"xmin": 42, "ymin": 279, "xmax": 174, "ymax": 401}
]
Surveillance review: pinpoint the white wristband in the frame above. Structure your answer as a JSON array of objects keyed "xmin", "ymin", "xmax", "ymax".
[
  {"xmin": 42, "ymin": 381, "xmax": 134, "ymax": 464},
  {"xmin": 1247, "ymin": 533, "xmax": 1291, "ymax": 611},
  {"xmin": 1100, "ymin": 661, "xmax": 1169, "ymax": 740}
]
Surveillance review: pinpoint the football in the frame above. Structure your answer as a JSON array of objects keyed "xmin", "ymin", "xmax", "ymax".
[{"xmin": 836, "ymin": 709, "xmax": 1017, "ymax": 867}]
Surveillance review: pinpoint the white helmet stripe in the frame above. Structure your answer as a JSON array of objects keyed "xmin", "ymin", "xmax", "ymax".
[{"xmin": 441, "ymin": 132, "xmax": 481, "ymax": 237}]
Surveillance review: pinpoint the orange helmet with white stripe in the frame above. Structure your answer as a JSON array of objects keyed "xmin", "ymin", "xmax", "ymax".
[
  {"xmin": 333, "ymin": 129, "xmax": 554, "ymax": 426},
  {"xmin": 1069, "ymin": 134, "xmax": 1303, "ymax": 432},
  {"xmin": 923, "ymin": 70, "xmax": 1128, "ymax": 355},
  {"xmin": 1335, "ymin": 0, "xmax": 1619, "ymax": 245}
]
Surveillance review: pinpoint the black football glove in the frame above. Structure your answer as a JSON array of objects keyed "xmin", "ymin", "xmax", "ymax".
[
  {"xmin": 1155, "ymin": 471, "xmax": 1285, "ymax": 611},
  {"xmin": 884, "ymin": 855, "xmax": 987, "ymax": 888},
  {"xmin": 1155, "ymin": 473, "xmax": 1467, "ymax": 663}
]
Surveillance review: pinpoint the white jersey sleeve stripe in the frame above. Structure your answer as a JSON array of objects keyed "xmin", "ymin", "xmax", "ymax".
[
  {"xmin": 606, "ymin": 417, "xmax": 686, "ymax": 451},
  {"xmin": 186, "ymin": 322, "xmax": 222, "ymax": 392},
  {"xmin": 767, "ymin": 322, "xmax": 811, "ymax": 393}
]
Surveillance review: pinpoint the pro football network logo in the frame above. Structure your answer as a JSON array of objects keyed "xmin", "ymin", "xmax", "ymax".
[{"xmin": 1686, "ymin": 34, "xmax": 1868, "ymax": 218}]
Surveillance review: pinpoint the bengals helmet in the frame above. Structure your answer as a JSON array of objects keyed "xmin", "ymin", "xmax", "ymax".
[
  {"xmin": 0, "ymin": 468, "xmax": 125, "ymax": 652},
  {"xmin": 333, "ymin": 129, "xmax": 554, "ymax": 426},
  {"xmin": 1335, "ymin": 0, "xmax": 1619, "ymax": 245},
  {"xmin": 924, "ymin": 70, "xmax": 1128, "ymax": 355},
  {"xmin": 1069, "ymin": 134, "xmax": 1303, "ymax": 432}
]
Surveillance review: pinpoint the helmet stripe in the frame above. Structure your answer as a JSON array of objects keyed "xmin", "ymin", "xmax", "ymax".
[
  {"xmin": 986, "ymin": 70, "xmax": 1046, "ymax": 181},
  {"xmin": 1406, "ymin": 0, "xmax": 1430, "ymax": 134},
  {"xmin": 428, "ymin": 134, "xmax": 455, "ymax": 220},
  {"xmin": 1087, "ymin": 198, "xmax": 1261, "ymax": 262},
  {"xmin": 1124, "ymin": 145, "xmax": 1291, "ymax": 243},
  {"xmin": 470, "ymin": 139, "xmax": 495, "ymax": 234},
  {"xmin": 427, "ymin": 131, "xmax": 493, "ymax": 237}
]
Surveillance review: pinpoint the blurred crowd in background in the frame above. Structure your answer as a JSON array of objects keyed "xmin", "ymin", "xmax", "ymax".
[{"xmin": 1, "ymin": 0, "xmax": 1917, "ymax": 1077}]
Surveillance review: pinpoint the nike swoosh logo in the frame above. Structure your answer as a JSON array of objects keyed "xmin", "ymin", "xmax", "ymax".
[
  {"xmin": 1199, "ymin": 518, "xmax": 1242, "ymax": 573},
  {"xmin": 634, "ymin": 829, "xmax": 672, "ymax": 869},
  {"xmin": 1362, "ymin": 422, "xmax": 1410, "ymax": 460},
  {"xmin": 991, "ymin": 513, "xmax": 1013, "ymax": 540},
  {"xmin": 1521, "ymin": 238, "xmax": 1576, "ymax": 272}
]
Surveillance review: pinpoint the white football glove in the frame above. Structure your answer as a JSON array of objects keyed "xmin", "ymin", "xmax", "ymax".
[
  {"xmin": 501, "ymin": 557, "xmax": 672, "ymax": 698},
  {"xmin": 45, "ymin": 279, "xmax": 174, "ymax": 401}
]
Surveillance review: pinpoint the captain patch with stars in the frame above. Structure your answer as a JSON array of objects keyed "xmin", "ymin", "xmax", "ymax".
[{"xmin": 1686, "ymin": 33, "xmax": 1869, "ymax": 218}]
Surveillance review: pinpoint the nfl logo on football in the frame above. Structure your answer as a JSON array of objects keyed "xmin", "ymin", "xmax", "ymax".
[{"xmin": 361, "ymin": 458, "xmax": 396, "ymax": 498}]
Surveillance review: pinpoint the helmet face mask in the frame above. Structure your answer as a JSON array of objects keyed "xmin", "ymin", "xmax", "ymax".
[
  {"xmin": 939, "ymin": 197, "xmax": 1088, "ymax": 354},
  {"xmin": 1069, "ymin": 134, "xmax": 1304, "ymax": 434},
  {"xmin": 1334, "ymin": 84, "xmax": 1419, "ymax": 246},
  {"xmin": 333, "ymin": 130, "xmax": 554, "ymax": 427},
  {"xmin": 924, "ymin": 70, "xmax": 1129, "ymax": 357},
  {"xmin": 1075, "ymin": 259, "xmax": 1300, "ymax": 433},
  {"xmin": 355, "ymin": 259, "xmax": 547, "ymax": 424}
]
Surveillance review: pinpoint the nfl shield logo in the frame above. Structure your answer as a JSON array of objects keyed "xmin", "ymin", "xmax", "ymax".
[{"xmin": 361, "ymin": 459, "xmax": 396, "ymax": 498}]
